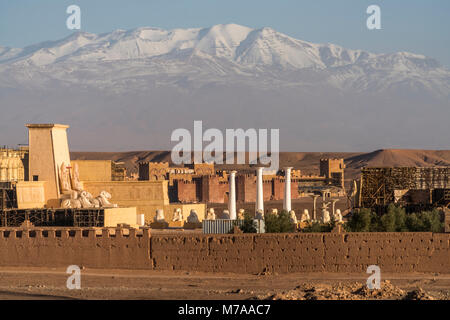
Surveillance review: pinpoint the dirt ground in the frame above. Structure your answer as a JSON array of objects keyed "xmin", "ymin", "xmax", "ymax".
[{"xmin": 0, "ymin": 267, "xmax": 448, "ymax": 300}]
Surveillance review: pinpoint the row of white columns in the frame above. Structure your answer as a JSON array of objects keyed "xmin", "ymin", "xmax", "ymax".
[{"xmin": 228, "ymin": 167, "xmax": 293, "ymax": 218}]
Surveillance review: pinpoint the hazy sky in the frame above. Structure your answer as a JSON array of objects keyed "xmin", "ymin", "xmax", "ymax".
[{"xmin": 1, "ymin": 0, "xmax": 449, "ymax": 66}]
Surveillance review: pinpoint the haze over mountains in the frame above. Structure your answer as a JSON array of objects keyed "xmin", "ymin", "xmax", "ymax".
[{"xmin": 0, "ymin": 24, "xmax": 449, "ymax": 151}]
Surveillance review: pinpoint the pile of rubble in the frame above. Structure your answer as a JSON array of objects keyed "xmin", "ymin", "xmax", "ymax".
[{"xmin": 256, "ymin": 281, "xmax": 436, "ymax": 300}]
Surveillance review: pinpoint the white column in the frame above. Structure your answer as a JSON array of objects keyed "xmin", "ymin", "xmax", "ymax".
[
  {"xmin": 228, "ymin": 170, "xmax": 237, "ymax": 220},
  {"xmin": 283, "ymin": 167, "xmax": 292, "ymax": 212},
  {"xmin": 256, "ymin": 167, "xmax": 264, "ymax": 214}
]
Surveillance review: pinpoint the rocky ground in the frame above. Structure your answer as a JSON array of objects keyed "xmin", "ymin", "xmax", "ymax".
[
  {"xmin": 257, "ymin": 280, "xmax": 440, "ymax": 300},
  {"xmin": 0, "ymin": 267, "xmax": 448, "ymax": 300}
]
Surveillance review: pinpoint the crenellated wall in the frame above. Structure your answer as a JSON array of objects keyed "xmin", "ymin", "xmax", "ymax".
[{"xmin": 0, "ymin": 228, "xmax": 449, "ymax": 274}]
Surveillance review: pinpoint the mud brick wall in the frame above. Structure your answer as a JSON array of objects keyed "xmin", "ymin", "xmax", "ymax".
[
  {"xmin": 0, "ymin": 229, "xmax": 449, "ymax": 274},
  {"xmin": 150, "ymin": 233, "xmax": 450, "ymax": 274},
  {"xmin": 177, "ymin": 181, "xmax": 199, "ymax": 203},
  {"xmin": 0, "ymin": 228, "xmax": 152, "ymax": 269}
]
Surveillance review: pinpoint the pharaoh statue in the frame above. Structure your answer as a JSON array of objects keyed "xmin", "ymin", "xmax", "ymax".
[
  {"xmin": 206, "ymin": 208, "xmax": 216, "ymax": 220},
  {"xmin": 172, "ymin": 208, "xmax": 183, "ymax": 222},
  {"xmin": 289, "ymin": 210, "xmax": 298, "ymax": 224},
  {"xmin": 333, "ymin": 209, "xmax": 343, "ymax": 224},
  {"xmin": 300, "ymin": 209, "xmax": 310, "ymax": 222},
  {"xmin": 187, "ymin": 209, "xmax": 200, "ymax": 223},
  {"xmin": 59, "ymin": 162, "xmax": 77, "ymax": 199},
  {"xmin": 237, "ymin": 209, "xmax": 245, "ymax": 220},
  {"xmin": 155, "ymin": 209, "xmax": 165, "ymax": 222},
  {"xmin": 322, "ymin": 210, "xmax": 331, "ymax": 224},
  {"xmin": 71, "ymin": 163, "xmax": 84, "ymax": 192}
]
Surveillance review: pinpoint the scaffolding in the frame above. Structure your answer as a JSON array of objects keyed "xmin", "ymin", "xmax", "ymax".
[
  {"xmin": 0, "ymin": 208, "xmax": 105, "ymax": 227},
  {"xmin": 359, "ymin": 167, "xmax": 450, "ymax": 210},
  {"xmin": 0, "ymin": 183, "xmax": 17, "ymax": 210}
]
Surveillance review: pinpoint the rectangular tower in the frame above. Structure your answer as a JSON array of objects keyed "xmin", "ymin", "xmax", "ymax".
[{"xmin": 26, "ymin": 124, "xmax": 71, "ymax": 205}]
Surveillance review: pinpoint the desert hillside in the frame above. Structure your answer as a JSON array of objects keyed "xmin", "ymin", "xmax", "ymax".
[{"xmin": 71, "ymin": 149, "xmax": 450, "ymax": 181}]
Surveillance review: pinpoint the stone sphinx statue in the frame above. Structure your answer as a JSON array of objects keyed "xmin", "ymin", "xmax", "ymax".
[
  {"xmin": 333, "ymin": 209, "xmax": 343, "ymax": 223},
  {"xmin": 155, "ymin": 209, "xmax": 165, "ymax": 222},
  {"xmin": 206, "ymin": 208, "xmax": 216, "ymax": 220},
  {"xmin": 187, "ymin": 209, "xmax": 200, "ymax": 223},
  {"xmin": 237, "ymin": 209, "xmax": 245, "ymax": 220},
  {"xmin": 61, "ymin": 197, "xmax": 82, "ymax": 209},
  {"xmin": 96, "ymin": 191, "xmax": 117, "ymax": 208},
  {"xmin": 322, "ymin": 210, "xmax": 331, "ymax": 224},
  {"xmin": 59, "ymin": 161, "xmax": 118, "ymax": 209},
  {"xmin": 79, "ymin": 191, "xmax": 95, "ymax": 208},
  {"xmin": 289, "ymin": 210, "xmax": 298, "ymax": 224},
  {"xmin": 300, "ymin": 209, "xmax": 310, "ymax": 222},
  {"xmin": 172, "ymin": 208, "xmax": 183, "ymax": 222}
]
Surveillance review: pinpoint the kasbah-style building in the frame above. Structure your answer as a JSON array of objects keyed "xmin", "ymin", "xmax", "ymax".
[
  {"xmin": 138, "ymin": 159, "xmax": 346, "ymax": 204},
  {"xmin": 0, "ymin": 122, "xmax": 346, "ymax": 226}
]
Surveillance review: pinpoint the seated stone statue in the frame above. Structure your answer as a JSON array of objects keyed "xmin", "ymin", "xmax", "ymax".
[
  {"xmin": 322, "ymin": 210, "xmax": 331, "ymax": 224},
  {"xmin": 59, "ymin": 162, "xmax": 78, "ymax": 200},
  {"xmin": 255, "ymin": 209, "xmax": 264, "ymax": 220},
  {"xmin": 333, "ymin": 209, "xmax": 343, "ymax": 223},
  {"xmin": 289, "ymin": 210, "xmax": 298, "ymax": 224},
  {"xmin": 172, "ymin": 208, "xmax": 183, "ymax": 222},
  {"xmin": 271, "ymin": 208, "xmax": 278, "ymax": 216},
  {"xmin": 71, "ymin": 163, "xmax": 84, "ymax": 193},
  {"xmin": 300, "ymin": 209, "xmax": 310, "ymax": 222},
  {"xmin": 187, "ymin": 209, "xmax": 200, "ymax": 223},
  {"xmin": 237, "ymin": 209, "xmax": 245, "ymax": 220},
  {"xmin": 206, "ymin": 208, "xmax": 216, "ymax": 220},
  {"xmin": 155, "ymin": 209, "xmax": 165, "ymax": 222}
]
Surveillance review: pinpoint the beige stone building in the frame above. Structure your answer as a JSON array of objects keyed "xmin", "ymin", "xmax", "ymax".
[{"xmin": 0, "ymin": 147, "xmax": 27, "ymax": 182}]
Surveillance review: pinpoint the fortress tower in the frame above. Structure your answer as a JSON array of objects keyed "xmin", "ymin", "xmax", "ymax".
[{"xmin": 320, "ymin": 158, "xmax": 345, "ymax": 189}]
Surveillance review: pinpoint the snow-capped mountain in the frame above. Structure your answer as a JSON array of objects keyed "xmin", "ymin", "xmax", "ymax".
[
  {"xmin": 0, "ymin": 23, "xmax": 448, "ymax": 96},
  {"xmin": 0, "ymin": 24, "xmax": 449, "ymax": 152}
]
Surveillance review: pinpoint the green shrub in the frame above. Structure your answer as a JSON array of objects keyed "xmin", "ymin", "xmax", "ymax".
[
  {"xmin": 237, "ymin": 211, "xmax": 257, "ymax": 233},
  {"xmin": 346, "ymin": 208, "xmax": 372, "ymax": 232},
  {"xmin": 381, "ymin": 204, "xmax": 407, "ymax": 232},
  {"xmin": 405, "ymin": 209, "xmax": 444, "ymax": 232},
  {"xmin": 302, "ymin": 221, "xmax": 334, "ymax": 233},
  {"xmin": 346, "ymin": 205, "xmax": 444, "ymax": 233},
  {"xmin": 264, "ymin": 210, "xmax": 295, "ymax": 233}
]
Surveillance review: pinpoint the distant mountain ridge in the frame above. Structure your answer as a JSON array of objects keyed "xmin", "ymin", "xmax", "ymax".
[
  {"xmin": 0, "ymin": 23, "xmax": 449, "ymax": 96},
  {"xmin": 71, "ymin": 149, "xmax": 450, "ymax": 181},
  {"xmin": 1, "ymin": 24, "xmax": 449, "ymax": 151}
]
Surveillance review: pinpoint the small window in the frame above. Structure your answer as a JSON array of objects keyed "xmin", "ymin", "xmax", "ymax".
[{"xmin": 33, "ymin": 175, "xmax": 39, "ymax": 181}]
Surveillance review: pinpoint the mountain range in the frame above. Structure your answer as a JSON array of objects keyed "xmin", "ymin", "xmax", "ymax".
[
  {"xmin": 71, "ymin": 149, "xmax": 450, "ymax": 181},
  {"xmin": 0, "ymin": 24, "xmax": 449, "ymax": 151}
]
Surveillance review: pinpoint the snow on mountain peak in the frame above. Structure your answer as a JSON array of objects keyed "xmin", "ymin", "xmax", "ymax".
[
  {"xmin": 0, "ymin": 23, "xmax": 447, "ymax": 97},
  {"xmin": 0, "ymin": 23, "xmax": 443, "ymax": 73}
]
